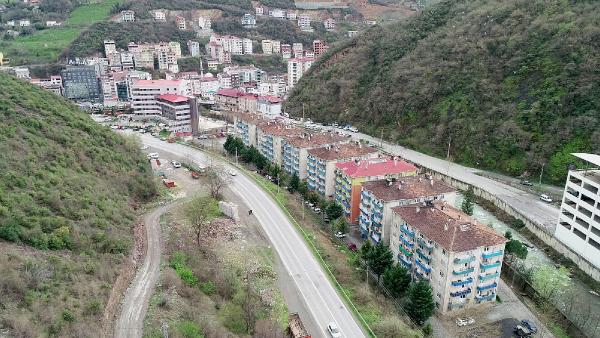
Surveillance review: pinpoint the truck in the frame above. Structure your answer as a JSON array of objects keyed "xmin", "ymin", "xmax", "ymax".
[{"xmin": 288, "ymin": 313, "xmax": 311, "ymax": 338}]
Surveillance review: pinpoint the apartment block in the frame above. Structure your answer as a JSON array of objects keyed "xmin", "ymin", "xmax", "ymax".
[
  {"xmin": 61, "ymin": 66, "xmax": 100, "ymax": 102},
  {"xmin": 334, "ymin": 158, "xmax": 418, "ymax": 223},
  {"xmin": 130, "ymin": 79, "xmax": 188, "ymax": 119},
  {"xmin": 187, "ymin": 40, "xmax": 200, "ymax": 57},
  {"xmin": 359, "ymin": 175, "xmax": 456, "ymax": 244},
  {"xmin": 242, "ymin": 14, "xmax": 256, "ymax": 27},
  {"xmin": 262, "ymin": 40, "xmax": 274, "ymax": 54},
  {"xmin": 153, "ymin": 10, "xmax": 166, "ymax": 22},
  {"xmin": 283, "ymin": 133, "xmax": 347, "ymax": 179},
  {"xmin": 156, "ymin": 94, "xmax": 198, "ymax": 134},
  {"xmin": 287, "ymin": 57, "xmax": 314, "ymax": 88},
  {"xmin": 198, "ymin": 16, "xmax": 211, "ymax": 29},
  {"xmin": 257, "ymin": 96, "xmax": 283, "ymax": 116},
  {"xmin": 554, "ymin": 153, "xmax": 600, "ymax": 269},
  {"xmin": 233, "ymin": 113, "xmax": 266, "ymax": 147},
  {"xmin": 30, "ymin": 76, "xmax": 63, "ymax": 96},
  {"xmin": 258, "ymin": 122, "xmax": 302, "ymax": 166},
  {"xmin": 391, "ymin": 202, "xmax": 506, "ymax": 313},
  {"xmin": 298, "ymin": 14, "xmax": 311, "ymax": 31},
  {"xmin": 307, "ymin": 142, "xmax": 378, "ymax": 197},
  {"xmin": 176, "ymin": 15, "xmax": 186, "ymax": 30},
  {"xmin": 324, "ymin": 17, "xmax": 336, "ymax": 30},
  {"xmin": 313, "ymin": 40, "xmax": 329, "ymax": 57},
  {"xmin": 121, "ymin": 10, "xmax": 135, "ymax": 22}
]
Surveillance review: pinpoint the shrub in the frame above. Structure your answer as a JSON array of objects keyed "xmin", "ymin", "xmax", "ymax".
[
  {"xmin": 177, "ymin": 320, "xmax": 204, "ymax": 338},
  {"xmin": 62, "ymin": 309, "xmax": 75, "ymax": 322},
  {"xmin": 200, "ymin": 281, "xmax": 216, "ymax": 295},
  {"xmin": 170, "ymin": 252, "xmax": 199, "ymax": 287}
]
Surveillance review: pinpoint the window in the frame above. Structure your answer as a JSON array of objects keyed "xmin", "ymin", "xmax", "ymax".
[
  {"xmin": 442, "ymin": 249, "xmax": 446, "ymax": 255},
  {"xmin": 440, "ymin": 271, "xmax": 444, "ymax": 277},
  {"xmin": 437, "ymin": 293, "xmax": 441, "ymax": 299}
]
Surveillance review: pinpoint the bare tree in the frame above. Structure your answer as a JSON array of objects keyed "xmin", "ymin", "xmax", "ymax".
[
  {"xmin": 241, "ymin": 269, "xmax": 261, "ymax": 334},
  {"xmin": 184, "ymin": 196, "xmax": 221, "ymax": 245},
  {"xmin": 206, "ymin": 164, "xmax": 232, "ymax": 199}
]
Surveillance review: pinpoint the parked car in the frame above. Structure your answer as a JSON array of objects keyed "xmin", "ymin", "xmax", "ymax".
[
  {"xmin": 514, "ymin": 324, "xmax": 532, "ymax": 337},
  {"xmin": 171, "ymin": 161, "xmax": 181, "ymax": 168},
  {"xmin": 348, "ymin": 127, "xmax": 358, "ymax": 132},
  {"xmin": 347, "ymin": 243, "xmax": 358, "ymax": 252},
  {"xmin": 521, "ymin": 320, "xmax": 538, "ymax": 334},
  {"xmin": 540, "ymin": 194, "xmax": 552, "ymax": 203},
  {"xmin": 228, "ymin": 170, "xmax": 237, "ymax": 176},
  {"xmin": 456, "ymin": 317, "xmax": 475, "ymax": 327},
  {"xmin": 520, "ymin": 180, "xmax": 533, "ymax": 186},
  {"xmin": 147, "ymin": 152, "xmax": 159, "ymax": 159},
  {"xmin": 334, "ymin": 231, "xmax": 346, "ymax": 239},
  {"xmin": 313, "ymin": 207, "xmax": 321, "ymax": 213},
  {"xmin": 327, "ymin": 322, "xmax": 342, "ymax": 338}
]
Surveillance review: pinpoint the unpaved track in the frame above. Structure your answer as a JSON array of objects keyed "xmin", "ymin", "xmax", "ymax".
[{"xmin": 114, "ymin": 203, "xmax": 176, "ymax": 338}]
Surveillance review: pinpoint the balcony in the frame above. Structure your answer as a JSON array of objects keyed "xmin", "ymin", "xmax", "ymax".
[
  {"xmin": 398, "ymin": 254, "xmax": 412, "ymax": 268},
  {"xmin": 479, "ymin": 272, "xmax": 499, "ymax": 281},
  {"xmin": 477, "ymin": 282, "xmax": 497, "ymax": 291},
  {"xmin": 450, "ymin": 288, "xmax": 472, "ymax": 298},
  {"xmin": 417, "ymin": 238, "xmax": 433, "ymax": 252},
  {"xmin": 482, "ymin": 250, "xmax": 503, "ymax": 259},
  {"xmin": 399, "ymin": 245, "xmax": 413, "ymax": 257},
  {"xmin": 476, "ymin": 293, "xmax": 496, "ymax": 302},
  {"xmin": 454, "ymin": 255, "xmax": 476, "ymax": 264},
  {"xmin": 400, "ymin": 225, "xmax": 415, "ymax": 238},
  {"xmin": 415, "ymin": 259, "xmax": 431, "ymax": 273},
  {"xmin": 480, "ymin": 262, "xmax": 501, "ymax": 270},
  {"xmin": 416, "ymin": 248, "xmax": 431, "ymax": 264},
  {"xmin": 453, "ymin": 267, "xmax": 475, "ymax": 276},
  {"xmin": 451, "ymin": 277, "xmax": 473, "ymax": 287},
  {"xmin": 415, "ymin": 270, "xmax": 426, "ymax": 280},
  {"xmin": 400, "ymin": 235, "xmax": 414, "ymax": 248}
]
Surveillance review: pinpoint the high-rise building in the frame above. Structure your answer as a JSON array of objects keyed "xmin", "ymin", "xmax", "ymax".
[
  {"xmin": 156, "ymin": 94, "xmax": 198, "ymax": 133},
  {"xmin": 61, "ymin": 66, "xmax": 100, "ymax": 102},
  {"xmin": 287, "ymin": 57, "xmax": 314, "ymax": 88},
  {"xmin": 187, "ymin": 40, "xmax": 201, "ymax": 57},
  {"xmin": 130, "ymin": 79, "xmax": 188, "ymax": 119}
]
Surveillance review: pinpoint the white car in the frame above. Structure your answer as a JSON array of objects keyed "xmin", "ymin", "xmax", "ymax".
[
  {"xmin": 334, "ymin": 232, "xmax": 346, "ymax": 239},
  {"xmin": 540, "ymin": 194, "xmax": 552, "ymax": 203},
  {"xmin": 348, "ymin": 127, "xmax": 358, "ymax": 132},
  {"xmin": 228, "ymin": 170, "xmax": 237, "ymax": 176},
  {"xmin": 456, "ymin": 317, "xmax": 475, "ymax": 327},
  {"xmin": 171, "ymin": 161, "xmax": 181, "ymax": 168},
  {"xmin": 327, "ymin": 322, "xmax": 342, "ymax": 338},
  {"xmin": 147, "ymin": 152, "xmax": 159, "ymax": 159}
]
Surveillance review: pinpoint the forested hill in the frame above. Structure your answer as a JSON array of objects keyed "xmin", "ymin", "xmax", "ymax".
[{"xmin": 285, "ymin": 0, "xmax": 600, "ymax": 184}]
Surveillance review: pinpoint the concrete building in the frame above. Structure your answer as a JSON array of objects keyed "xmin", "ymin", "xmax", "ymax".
[
  {"xmin": 121, "ymin": 10, "xmax": 135, "ymax": 22},
  {"xmin": 261, "ymin": 39, "xmax": 274, "ymax": 54},
  {"xmin": 104, "ymin": 39, "xmax": 116, "ymax": 56},
  {"xmin": 281, "ymin": 44, "xmax": 292, "ymax": 59},
  {"xmin": 258, "ymin": 122, "xmax": 302, "ymax": 166},
  {"xmin": 19, "ymin": 19, "xmax": 30, "ymax": 27},
  {"xmin": 283, "ymin": 133, "xmax": 348, "ymax": 179},
  {"xmin": 391, "ymin": 202, "xmax": 507, "ymax": 313},
  {"xmin": 307, "ymin": 142, "xmax": 378, "ymax": 197},
  {"xmin": 359, "ymin": 175, "xmax": 456, "ymax": 243},
  {"xmin": 130, "ymin": 79, "xmax": 188, "ymax": 119},
  {"xmin": 176, "ymin": 15, "xmax": 186, "ymax": 30},
  {"xmin": 255, "ymin": 6, "xmax": 264, "ymax": 16},
  {"xmin": 187, "ymin": 40, "xmax": 200, "ymax": 57},
  {"xmin": 269, "ymin": 8, "xmax": 286, "ymax": 19},
  {"xmin": 30, "ymin": 76, "xmax": 63, "ymax": 95},
  {"xmin": 292, "ymin": 43, "xmax": 303, "ymax": 56},
  {"xmin": 313, "ymin": 40, "xmax": 329, "ymax": 57},
  {"xmin": 298, "ymin": 14, "xmax": 312, "ymax": 31},
  {"xmin": 214, "ymin": 88, "xmax": 245, "ymax": 111},
  {"xmin": 286, "ymin": 11, "xmax": 297, "ymax": 20},
  {"xmin": 153, "ymin": 10, "xmax": 166, "ymax": 22},
  {"xmin": 242, "ymin": 13, "xmax": 256, "ymax": 27},
  {"xmin": 46, "ymin": 20, "xmax": 61, "ymax": 27},
  {"xmin": 234, "ymin": 113, "xmax": 266, "ymax": 147},
  {"xmin": 554, "ymin": 153, "xmax": 600, "ymax": 269},
  {"xmin": 287, "ymin": 57, "xmax": 314, "ymax": 88},
  {"xmin": 156, "ymin": 94, "xmax": 198, "ymax": 133},
  {"xmin": 257, "ymin": 96, "xmax": 283, "ymax": 116},
  {"xmin": 61, "ymin": 66, "xmax": 100, "ymax": 102},
  {"xmin": 12, "ymin": 66, "xmax": 30, "ymax": 79},
  {"xmin": 198, "ymin": 16, "xmax": 211, "ymax": 29},
  {"xmin": 272, "ymin": 40, "xmax": 281, "ymax": 54},
  {"xmin": 324, "ymin": 17, "xmax": 336, "ymax": 30},
  {"xmin": 242, "ymin": 38, "xmax": 253, "ymax": 54},
  {"xmin": 335, "ymin": 158, "xmax": 418, "ymax": 223}
]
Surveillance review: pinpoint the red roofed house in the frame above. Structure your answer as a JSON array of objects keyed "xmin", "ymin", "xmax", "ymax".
[
  {"xmin": 334, "ymin": 157, "xmax": 418, "ymax": 223},
  {"xmin": 130, "ymin": 79, "xmax": 189, "ymax": 119},
  {"xmin": 215, "ymin": 88, "xmax": 246, "ymax": 111},
  {"xmin": 156, "ymin": 94, "xmax": 199, "ymax": 134},
  {"xmin": 391, "ymin": 202, "xmax": 507, "ymax": 313},
  {"xmin": 359, "ymin": 175, "xmax": 456, "ymax": 244}
]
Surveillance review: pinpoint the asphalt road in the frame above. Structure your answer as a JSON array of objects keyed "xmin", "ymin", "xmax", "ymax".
[
  {"xmin": 137, "ymin": 134, "xmax": 366, "ymax": 338},
  {"xmin": 352, "ymin": 131, "xmax": 561, "ymax": 234},
  {"xmin": 114, "ymin": 202, "xmax": 178, "ymax": 338}
]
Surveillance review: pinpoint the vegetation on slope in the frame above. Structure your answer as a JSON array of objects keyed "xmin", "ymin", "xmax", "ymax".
[
  {"xmin": 286, "ymin": 0, "xmax": 600, "ymax": 183},
  {"xmin": 0, "ymin": 73, "xmax": 155, "ymax": 335}
]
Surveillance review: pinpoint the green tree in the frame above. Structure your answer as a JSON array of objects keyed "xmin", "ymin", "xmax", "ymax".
[
  {"xmin": 406, "ymin": 280, "xmax": 435, "ymax": 324},
  {"xmin": 360, "ymin": 240, "xmax": 374, "ymax": 261},
  {"xmin": 382, "ymin": 265, "xmax": 411, "ymax": 298},
  {"xmin": 530, "ymin": 265, "xmax": 572, "ymax": 304},
  {"xmin": 298, "ymin": 181, "xmax": 308, "ymax": 198},
  {"xmin": 288, "ymin": 173, "xmax": 300, "ymax": 193},
  {"xmin": 505, "ymin": 239, "xmax": 528, "ymax": 263},
  {"xmin": 461, "ymin": 187, "xmax": 475, "ymax": 215},
  {"xmin": 184, "ymin": 196, "xmax": 221, "ymax": 245},
  {"xmin": 504, "ymin": 230, "xmax": 512, "ymax": 240},
  {"xmin": 368, "ymin": 242, "xmax": 394, "ymax": 277},
  {"xmin": 333, "ymin": 217, "xmax": 348, "ymax": 234},
  {"xmin": 325, "ymin": 201, "xmax": 344, "ymax": 220}
]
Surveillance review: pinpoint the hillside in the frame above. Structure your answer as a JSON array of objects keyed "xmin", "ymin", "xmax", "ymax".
[
  {"xmin": 0, "ymin": 73, "xmax": 155, "ymax": 336},
  {"xmin": 285, "ymin": 0, "xmax": 600, "ymax": 184}
]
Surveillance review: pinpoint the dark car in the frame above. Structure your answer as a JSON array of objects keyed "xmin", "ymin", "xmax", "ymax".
[
  {"xmin": 514, "ymin": 325, "xmax": 531, "ymax": 337},
  {"xmin": 347, "ymin": 243, "xmax": 357, "ymax": 252},
  {"xmin": 520, "ymin": 180, "xmax": 533, "ymax": 186},
  {"xmin": 521, "ymin": 320, "xmax": 538, "ymax": 334}
]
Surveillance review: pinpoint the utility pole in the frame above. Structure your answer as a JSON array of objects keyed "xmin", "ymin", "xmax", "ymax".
[
  {"xmin": 302, "ymin": 103, "xmax": 305, "ymax": 122},
  {"xmin": 446, "ymin": 135, "xmax": 452, "ymax": 159},
  {"xmin": 539, "ymin": 163, "xmax": 545, "ymax": 185},
  {"xmin": 235, "ymin": 147, "xmax": 238, "ymax": 166}
]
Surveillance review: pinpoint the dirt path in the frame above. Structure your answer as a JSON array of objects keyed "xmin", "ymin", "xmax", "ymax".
[{"xmin": 114, "ymin": 202, "xmax": 178, "ymax": 338}]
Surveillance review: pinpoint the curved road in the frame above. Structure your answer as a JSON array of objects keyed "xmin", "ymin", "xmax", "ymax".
[
  {"xmin": 114, "ymin": 202, "xmax": 177, "ymax": 338},
  {"xmin": 134, "ymin": 134, "xmax": 366, "ymax": 338}
]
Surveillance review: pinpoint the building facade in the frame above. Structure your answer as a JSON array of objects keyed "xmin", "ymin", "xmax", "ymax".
[
  {"xmin": 156, "ymin": 94, "xmax": 198, "ymax": 133},
  {"xmin": 257, "ymin": 122, "xmax": 301, "ymax": 166},
  {"xmin": 61, "ymin": 66, "xmax": 100, "ymax": 102},
  {"xmin": 287, "ymin": 57, "xmax": 314, "ymax": 88},
  {"xmin": 130, "ymin": 79, "xmax": 188, "ymax": 119},
  {"xmin": 283, "ymin": 133, "xmax": 347, "ymax": 179}
]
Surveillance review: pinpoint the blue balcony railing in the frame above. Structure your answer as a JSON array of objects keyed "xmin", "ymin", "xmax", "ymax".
[
  {"xmin": 416, "ymin": 248, "xmax": 431, "ymax": 264},
  {"xmin": 450, "ymin": 288, "xmax": 472, "ymax": 298},
  {"xmin": 476, "ymin": 293, "xmax": 496, "ymax": 302},
  {"xmin": 454, "ymin": 255, "xmax": 476, "ymax": 264},
  {"xmin": 400, "ymin": 235, "xmax": 414, "ymax": 248},
  {"xmin": 478, "ymin": 272, "xmax": 499, "ymax": 281},
  {"xmin": 417, "ymin": 238, "xmax": 433, "ymax": 251},
  {"xmin": 398, "ymin": 253, "xmax": 412, "ymax": 268},
  {"xmin": 415, "ymin": 259, "xmax": 431, "ymax": 273},
  {"xmin": 453, "ymin": 267, "xmax": 475, "ymax": 276},
  {"xmin": 480, "ymin": 262, "xmax": 501, "ymax": 270},
  {"xmin": 482, "ymin": 250, "xmax": 503, "ymax": 260},
  {"xmin": 451, "ymin": 277, "xmax": 473, "ymax": 287},
  {"xmin": 400, "ymin": 225, "xmax": 415, "ymax": 238},
  {"xmin": 477, "ymin": 282, "xmax": 497, "ymax": 291}
]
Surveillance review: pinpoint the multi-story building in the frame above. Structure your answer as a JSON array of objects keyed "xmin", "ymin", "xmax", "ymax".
[
  {"xmin": 214, "ymin": 88, "xmax": 245, "ymax": 111},
  {"xmin": 298, "ymin": 14, "xmax": 311, "ymax": 31},
  {"xmin": 30, "ymin": 76, "xmax": 63, "ymax": 96},
  {"xmin": 153, "ymin": 10, "xmax": 166, "ymax": 21},
  {"xmin": 324, "ymin": 17, "xmax": 336, "ymax": 30},
  {"xmin": 286, "ymin": 11, "xmax": 297, "ymax": 20},
  {"xmin": 130, "ymin": 79, "xmax": 188, "ymax": 119},
  {"xmin": 176, "ymin": 15, "xmax": 187, "ymax": 30},
  {"xmin": 156, "ymin": 94, "xmax": 198, "ymax": 133},
  {"xmin": 12, "ymin": 67, "xmax": 30, "ymax": 79},
  {"xmin": 554, "ymin": 153, "xmax": 600, "ymax": 269},
  {"xmin": 238, "ymin": 94, "xmax": 258, "ymax": 113},
  {"xmin": 242, "ymin": 14, "xmax": 256, "ymax": 27},
  {"xmin": 391, "ymin": 202, "xmax": 506, "ymax": 313},
  {"xmin": 292, "ymin": 43, "xmax": 304, "ymax": 56},
  {"xmin": 243, "ymin": 38, "xmax": 253, "ymax": 55},
  {"xmin": 335, "ymin": 158, "xmax": 418, "ymax": 223},
  {"xmin": 257, "ymin": 122, "xmax": 302, "ymax": 166},
  {"xmin": 61, "ymin": 66, "xmax": 100, "ymax": 102},
  {"xmin": 287, "ymin": 57, "xmax": 314, "ymax": 88},
  {"xmin": 313, "ymin": 40, "xmax": 329, "ymax": 57},
  {"xmin": 233, "ymin": 113, "xmax": 266, "ymax": 147},
  {"xmin": 187, "ymin": 40, "xmax": 200, "ymax": 57},
  {"xmin": 262, "ymin": 39, "xmax": 274, "ymax": 54},
  {"xmin": 104, "ymin": 39, "xmax": 116, "ymax": 56},
  {"xmin": 283, "ymin": 133, "xmax": 347, "ymax": 179},
  {"xmin": 121, "ymin": 10, "xmax": 135, "ymax": 22},
  {"xmin": 307, "ymin": 142, "xmax": 378, "ymax": 197},
  {"xmin": 281, "ymin": 44, "xmax": 292, "ymax": 59},
  {"xmin": 272, "ymin": 40, "xmax": 281, "ymax": 54},
  {"xmin": 205, "ymin": 41, "xmax": 231, "ymax": 64},
  {"xmin": 359, "ymin": 175, "xmax": 456, "ymax": 243},
  {"xmin": 269, "ymin": 8, "xmax": 286, "ymax": 19},
  {"xmin": 257, "ymin": 96, "xmax": 283, "ymax": 116},
  {"xmin": 198, "ymin": 16, "xmax": 211, "ymax": 30},
  {"xmin": 255, "ymin": 6, "xmax": 264, "ymax": 16}
]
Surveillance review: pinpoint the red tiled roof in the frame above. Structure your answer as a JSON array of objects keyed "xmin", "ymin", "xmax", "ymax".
[
  {"xmin": 285, "ymin": 132, "xmax": 347, "ymax": 148},
  {"xmin": 258, "ymin": 95, "xmax": 283, "ymax": 103},
  {"xmin": 216, "ymin": 88, "xmax": 246, "ymax": 97},
  {"xmin": 259, "ymin": 122, "xmax": 302, "ymax": 136},
  {"xmin": 157, "ymin": 94, "xmax": 189, "ymax": 103},
  {"xmin": 336, "ymin": 158, "xmax": 417, "ymax": 178},
  {"xmin": 307, "ymin": 143, "xmax": 377, "ymax": 161},
  {"xmin": 392, "ymin": 202, "xmax": 507, "ymax": 252},
  {"xmin": 362, "ymin": 175, "xmax": 455, "ymax": 202}
]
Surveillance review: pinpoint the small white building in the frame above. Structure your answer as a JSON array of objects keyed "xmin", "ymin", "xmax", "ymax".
[
  {"xmin": 153, "ymin": 10, "xmax": 166, "ymax": 22},
  {"xmin": 242, "ymin": 14, "xmax": 256, "ymax": 27},
  {"xmin": 324, "ymin": 17, "xmax": 335, "ymax": 31},
  {"xmin": 255, "ymin": 6, "xmax": 264, "ymax": 16},
  {"xmin": 187, "ymin": 40, "xmax": 200, "ymax": 57},
  {"xmin": 5, "ymin": 20, "xmax": 15, "ymax": 27},
  {"xmin": 348, "ymin": 30, "xmax": 359, "ymax": 38},
  {"xmin": 257, "ymin": 96, "xmax": 283, "ymax": 116},
  {"xmin": 242, "ymin": 38, "xmax": 253, "ymax": 55},
  {"xmin": 121, "ymin": 10, "xmax": 135, "ymax": 22},
  {"xmin": 297, "ymin": 14, "xmax": 311, "ymax": 31},
  {"xmin": 19, "ymin": 19, "xmax": 31, "ymax": 27},
  {"xmin": 269, "ymin": 8, "xmax": 286, "ymax": 19},
  {"xmin": 286, "ymin": 11, "xmax": 297, "ymax": 20},
  {"xmin": 46, "ymin": 20, "xmax": 61, "ymax": 27},
  {"xmin": 198, "ymin": 16, "xmax": 211, "ymax": 30},
  {"xmin": 13, "ymin": 66, "xmax": 30, "ymax": 79}
]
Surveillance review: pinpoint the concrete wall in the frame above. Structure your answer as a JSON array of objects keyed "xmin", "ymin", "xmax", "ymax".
[{"xmin": 428, "ymin": 171, "xmax": 600, "ymax": 282}]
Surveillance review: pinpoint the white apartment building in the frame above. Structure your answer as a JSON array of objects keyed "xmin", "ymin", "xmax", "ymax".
[
  {"xmin": 298, "ymin": 14, "xmax": 311, "ymax": 31},
  {"xmin": 121, "ymin": 10, "xmax": 135, "ymax": 22},
  {"xmin": 307, "ymin": 142, "xmax": 378, "ymax": 197},
  {"xmin": 130, "ymin": 79, "xmax": 188, "ymax": 119},
  {"xmin": 242, "ymin": 38, "xmax": 253, "ymax": 54},
  {"xmin": 292, "ymin": 43, "xmax": 303, "ymax": 56},
  {"xmin": 324, "ymin": 17, "xmax": 336, "ymax": 30},
  {"xmin": 187, "ymin": 40, "xmax": 200, "ymax": 57},
  {"xmin": 287, "ymin": 57, "xmax": 314, "ymax": 88},
  {"xmin": 269, "ymin": 8, "xmax": 286, "ymax": 19},
  {"xmin": 255, "ymin": 6, "xmax": 264, "ymax": 16},
  {"xmin": 19, "ymin": 19, "xmax": 30, "ymax": 27},
  {"xmin": 153, "ymin": 10, "xmax": 166, "ymax": 21},
  {"xmin": 283, "ymin": 133, "xmax": 347, "ymax": 179},
  {"xmin": 286, "ymin": 11, "xmax": 297, "ymax": 20},
  {"xmin": 359, "ymin": 176, "xmax": 456, "ymax": 244},
  {"xmin": 104, "ymin": 40, "xmax": 116, "ymax": 56},
  {"xmin": 272, "ymin": 40, "xmax": 281, "ymax": 54},
  {"xmin": 257, "ymin": 96, "xmax": 283, "ymax": 116},
  {"xmin": 198, "ymin": 16, "xmax": 212, "ymax": 30},
  {"xmin": 391, "ymin": 202, "xmax": 507, "ymax": 313},
  {"xmin": 176, "ymin": 16, "xmax": 186, "ymax": 30},
  {"xmin": 554, "ymin": 153, "xmax": 600, "ymax": 269},
  {"xmin": 242, "ymin": 13, "xmax": 256, "ymax": 27},
  {"xmin": 262, "ymin": 40, "xmax": 274, "ymax": 54}
]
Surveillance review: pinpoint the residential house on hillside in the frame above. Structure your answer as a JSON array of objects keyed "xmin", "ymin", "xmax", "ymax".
[
  {"xmin": 242, "ymin": 14, "xmax": 256, "ymax": 27},
  {"xmin": 153, "ymin": 10, "xmax": 166, "ymax": 22},
  {"xmin": 121, "ymin": 10, "xmax": 135, "ymax": 22},
  {"xmin": 298, "ymin": 14, "xmax": 311, "ymax": 31},
  {"xmin": 391, "ymin": 202, "xmax": 506, "ymax": 312},
  {"xmin": 176, "ymin": 15, "xmax": 186, "ymax": 30},
  {"xmin": 324, "ymin": 17, "xmax": 336, "ymax": 31}
]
